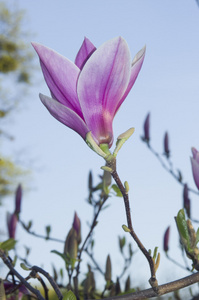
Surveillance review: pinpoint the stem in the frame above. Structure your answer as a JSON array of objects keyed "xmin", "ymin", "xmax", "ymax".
[
  {"xmin": 106, "ymin": 156, "xmax": 158, "ymax": 289},
  {"xmin": 19, "ymin": 220, "xmax": 65, "ymax": 243},
  {"xmin": 0, "ymin": 250, "xmax": 45, "ymax": 300},
  {"xmin": 30, "ymin": 266, "xmax": 63, "ymax": 300},
  {"xmin": 147, "ymin": 143, "xmax": 198, "ymax": 195},
  {"xmin": 74, "ymin": 195, "xmax": 108, "ymax": 298},
  {"xmin": 101, "ymin": 272, "xmax": 199, "ymax": 300}
]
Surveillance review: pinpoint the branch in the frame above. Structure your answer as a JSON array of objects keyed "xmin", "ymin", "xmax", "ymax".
[
  {"xmin": 106, "ymin": 156, "xmax": 158, "ymax": 290},
  {"xmin": 0, "ymin": 249, "xmax": 45, "ymax": 300},
  {"xmin": 100, "ymin": 272, "xmax": 199, "ymax": 300},
  {"xmin": 146, "ymin": 143, "xmax": 198, "ymax": 195},
  {"xmin": 30, "ymin": 266, "xmax": 63, "ymax": 300}
]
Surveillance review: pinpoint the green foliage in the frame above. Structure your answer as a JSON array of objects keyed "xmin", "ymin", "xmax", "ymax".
[
  {"xmin": 0, "ymin": 157, "xmax": 26, "ymax": 202},
  {"xmin": 63, "ymin": 290, "xmax": 77, "ymax": 300},
  {"xmin": 0, "ymin": 1, "xmax": 34, "ymax": 202},
  {"xmin": 0, "ymin": 238, "xmax": 16, "ymax": 251}
]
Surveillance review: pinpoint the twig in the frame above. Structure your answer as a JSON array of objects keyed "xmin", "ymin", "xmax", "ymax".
[
  {"xmin": 146, "ymin": 143, "xmax": 198, "ymax": 195},
  {"xmin": 98, "ymin": 271, "xmax": 199, "ymax": 300},
  {"xmin": 84, "ymin": 248, "xmax": 105, "ymax": 276},
  {"xmin": 0, "ymin": 249, "xmax": 45, "ymax": 300},
  {"xmin": 106, "ymin": 156, "xmax": 158, "ymax": 290},
  {"xmin": 74, "ymin": 195, "xmax": 108, "ymax": 298},
  {"xmin": 30, "ymin": 266, "xmax": 63, "ymax": 300},
  {"xmin": 19, "ymin": 220, "xmax": 65, "ymax": 243}
]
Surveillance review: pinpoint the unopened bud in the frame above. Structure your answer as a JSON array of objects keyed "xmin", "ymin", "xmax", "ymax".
[
  {"xmin": 15, "ymin": 184, "xmax": 22, "ymax": 215},
  {"xmin": 163, "ymin": 226, "xmax": 170, "ymax": 252},
  {"xmin": 164, "ymin": 132, "xmax": 170, "ymax": 158}
]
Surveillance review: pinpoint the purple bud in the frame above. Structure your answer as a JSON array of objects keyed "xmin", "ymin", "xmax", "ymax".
[
  {"xmin": 183, "ymin": 184, "xmax": 191, "ymax": 218},
  {"xmin": 73, "ymin": 212, "xmax": 81, "ymax": 244},
  {"xmin": 4, "ymin": 280, "xmax": 30, "ymax": 299},
  {"xmin": 143, "ymin": 113, "xmax": 150, "ymax": 142},
  {"xmin": 164, "ymin": 132, "xmax": 170, "ymax": 157},
  {"xmin": 7, "ymin": 212, "xmax": 18, "ymax": 239},
  {"xmin": 163, "ymin": 226, "xmax": 170, "ymax": 252},
  {"xmin": 191, "ymin": 147, "xmax": 199, "ymax": 190},
  {"xmin": 15, "ymin": 184, "xmax": 22, "ymax": 214}
]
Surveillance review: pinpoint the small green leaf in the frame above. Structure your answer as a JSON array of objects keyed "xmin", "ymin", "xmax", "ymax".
[
  {"xmin": 45, "ymin": 225, "xmax": 51, "ymax": 240},
  {"xmin": 63, "ymin": 290, "xmax": 76, "ymax": 300},
  {"xmin": 0, "ymin": 238, "xmax": 17, "ymax": 251},
  {"xmin": 119, "ymin": 236, "xmax": 126, "ymax": 253},
  {"xmin": 176, "ymin": 209, "xmax": 190, "ymax": 248},
  {"xmin": 20, "ymin": 263, "xmax": 30, "ymax": 271},
  {"xmin": 122, "ymin": 225, "xmax": 131, "ymax": 233},
  {"xmin": 153, "ymin": 247, "xmax": 158, "ymax": 260},
  {"xmin": 51, "ymin": 250, "xmax": 66, "ymax": 261},
  {"xmin": 124, "ymin": 181, "xmax": 129, "ymax": 193},
  {"xmin": 112, "ymin": 184, "xmax": 122, "ymax": 197}
]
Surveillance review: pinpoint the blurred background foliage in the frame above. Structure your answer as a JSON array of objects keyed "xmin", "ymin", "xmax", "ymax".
[{"xmin": 0, "ymin": 0, "xmax": 34, "ymax": 202}]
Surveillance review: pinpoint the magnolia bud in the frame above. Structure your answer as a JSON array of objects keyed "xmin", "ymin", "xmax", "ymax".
[{"xmin": 163, "ymin": 226, "xmax": 170, "ymax": 252}]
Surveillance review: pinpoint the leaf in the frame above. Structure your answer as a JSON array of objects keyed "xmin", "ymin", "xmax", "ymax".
[
  {"xmin": 63, "ymin": 290, "xmax": 76, "ymax": 300},
  {"xmin": 122, "ymin": 225, "xmax": 131, "ymax": 233},
  {"xmin": 20, "ymin": 263, "xmax": 30, "ymax": 271},
  {"xmin": 45, "ymin": 225, "xmax": 51, "ymax": 240},
  {"xmin": 51, "ymin": 250, "xmax": 66, "ymax": 262},
  {"xmin": 0, "ymin": 238, "xmax": 16, "ymax": 251},
  {"xmin": 196, "ymin": 228, "xmax": 199, "ymax": 245},
  {"xmin": 111, "ymin": 184, "xmax": 122, "ymax": 197},
  {"xmin": 176, "ymin": 209, "xmax": 190, "ymax": 248}
]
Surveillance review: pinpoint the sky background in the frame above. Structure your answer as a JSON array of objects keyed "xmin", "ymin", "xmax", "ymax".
[{"xmin": 1, "ymin": 0, "xmax": 199, "ymax": 293}]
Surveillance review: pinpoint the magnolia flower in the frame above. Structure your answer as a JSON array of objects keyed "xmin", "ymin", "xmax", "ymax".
[
  {"xmin": 191, "ymin": 147, "xmax": 199, "ymax": 190},
  {"xmin": 32, "ymin": 37, "xmax": 145, "ymax": 148}
]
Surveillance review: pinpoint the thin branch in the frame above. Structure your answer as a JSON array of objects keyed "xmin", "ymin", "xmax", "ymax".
[
  {"xmin": 0, "ymin": 249, "xmax": 45, "ymax": 300},
  {"xmin": 19, "ymin": 219, "xmax": 65, "ymax": 243},
  {"xmin": 106, "ymin": 157, "xmax": 158, "ymax": 290},
  {"xmin": 30, "ymin": 266, "xmax": 63, "ymax": 300},
  {"xmin": 84, "ymin": 248, "xmax": 105, "ymax": 276},
  {"xmin": 99, "ymin": 272, "xmax": 199, "ymax": 300},
  {"xmin": 146, "ymin": 143, "xmax": 198, "ymax": 195}
]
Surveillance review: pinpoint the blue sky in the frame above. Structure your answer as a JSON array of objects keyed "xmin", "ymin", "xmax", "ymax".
[{"xmin": 2, "ymin": 0, "xmax": 199, "ymax": 290}]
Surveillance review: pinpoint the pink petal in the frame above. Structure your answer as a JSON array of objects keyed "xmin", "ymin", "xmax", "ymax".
[
  {"xmin": 77, "ymin": 37, "xmax": 131, "ymax": 146},
  {"xmin": 32, "ymin": 42, "xmax": 83, "ymax": 118},
  {"xmin": 40, "ymin": 94, "xmax": 89, "ymax": 140},
  {"xmin": 114, "ymin": 46, "xmax": 146, "ymax": 115},
  {"xmin": 75, "ymin": 37, "xmax": 96, "ymax": 70},
  {"xmin": 191, "ymin": 157, "xmax": 199, "ymax": 190},
  {"xmin": 192, "ymin": 147, "xmax": 199, "ymax": 163}
]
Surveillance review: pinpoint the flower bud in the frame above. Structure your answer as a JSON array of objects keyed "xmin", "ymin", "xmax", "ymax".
[
  {"xmin": 72, "ymin": 212, "xmax": 81, "ymax": 244},
  {"xmin": 105, "ymin": 254, "xmax": 112, "ymax": 282},
  {"xmin": 191, "ymin": 147, "xmax": 199, "ymax": 190},
  {"xmin": 143, "ymin": 113, "xmax": 150, "ymax": 142},
  {"xmin": 163, "ymin": 132, "xmax": 170, "ymax": 158},
  {"xmin": 183, "ymin": 184, "xmax": 191, "ymax": 218},
  {"xmin": 7, "ymin": 212, "xmax": 17, "ymax": 239},
  {"xmin": 163, "ymin": 226, "xmax": 170, "ymax": 252},
  {"xmin": 64, "ymin": 228, "xmax": 78, "ymax": 261},
  {"xmin": 15, "ymin": 184, "xmax": 22, "ymax": 215}
]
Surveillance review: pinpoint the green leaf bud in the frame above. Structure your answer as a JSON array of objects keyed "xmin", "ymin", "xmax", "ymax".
[{"xmin": 122, "ymin": 225, "xmax": 131, "ymax": 233}]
